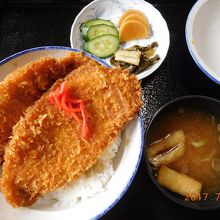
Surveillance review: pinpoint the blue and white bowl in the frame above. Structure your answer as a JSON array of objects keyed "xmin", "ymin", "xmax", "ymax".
[
  {"xmin": 0, "ymin": 46, "xmax": 144, "ymax": 220},
  {"xmin": 186, "ymin": 0, "xmax": 220, "ymax": 84}
]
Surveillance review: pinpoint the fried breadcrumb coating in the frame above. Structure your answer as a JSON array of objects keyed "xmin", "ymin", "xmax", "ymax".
[
  {"xmin": 1, "ymin": 62, "xmax": 142, "ymax": 207},
  {"xmin": 0, "ymin": 52, "xmax": 97, "ymax": 162}
]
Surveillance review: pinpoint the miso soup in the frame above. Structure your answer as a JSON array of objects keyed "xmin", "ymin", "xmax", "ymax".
[{"xmin": 147, "ymin": 106, "xmax": 220, "ymax": 195}]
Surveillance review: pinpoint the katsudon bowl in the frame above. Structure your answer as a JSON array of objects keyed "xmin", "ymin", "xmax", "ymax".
[{"xmin": 0, "ymin": 46, "xmax": 144, "ymax": 220}]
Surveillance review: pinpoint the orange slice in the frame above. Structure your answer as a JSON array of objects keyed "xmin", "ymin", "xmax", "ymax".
[
  {"xmin": 118, "ymin": 9, "xmax": 146, "ymax": 27},
  {"xmin": 119, "ymin": 20, "xmax": 148, "ymax": 42}
]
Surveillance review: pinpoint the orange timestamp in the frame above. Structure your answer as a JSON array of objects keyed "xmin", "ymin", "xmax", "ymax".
[{"xmin": 185, "ymin": 192, "xmax": 220, "ymax": 202}]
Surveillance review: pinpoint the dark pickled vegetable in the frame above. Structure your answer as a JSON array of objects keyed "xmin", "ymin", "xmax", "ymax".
[{"xmin": 110, "ymin": 42, "xmax": 160, "ymax": 75}]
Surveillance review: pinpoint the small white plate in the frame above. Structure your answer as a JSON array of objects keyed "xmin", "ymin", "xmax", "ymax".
[
  {"xmin": 0, "ymin": 46, "xmax": 144, "ymax": 220},
  {"xmin": 186, "ymin": 0, "xmax": 220, "ymax": 84},
  {"xmin": 70, "ymin": 0, "xmax": 170, "ymax": 80}
]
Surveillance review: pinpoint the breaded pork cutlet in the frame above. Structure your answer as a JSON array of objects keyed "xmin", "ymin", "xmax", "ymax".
[
  {"xmin": 1, "ymin": 62, "xmax": 142, "ymax": 207},
  {"xmin": 58, "ymin": 51, "xmax": 99, "ymax": 74},
  {"xmin": 0, "ymin": 52, "xmax": 98, "ymax": 162}
]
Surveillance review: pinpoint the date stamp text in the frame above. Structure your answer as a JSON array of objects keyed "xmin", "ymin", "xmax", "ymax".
[{"xmin": 185, "ymin": 192, "xmax": 220, "ymax": 201}]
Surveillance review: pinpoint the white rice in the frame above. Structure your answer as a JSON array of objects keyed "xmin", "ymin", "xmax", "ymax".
[{"xmin": 33, "ymin": 134, "xmax": 121, "ymax": 209}]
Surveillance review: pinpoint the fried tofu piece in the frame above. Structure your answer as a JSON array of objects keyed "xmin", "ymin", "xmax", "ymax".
[
  {"xmin": 1, "ymin": 63, "xmax": 142, "ymax": 207},
  {"xmin": 0, "ymin": 52, "xmax": 97, "ymax": 163},
  {"xmin": 157, "ymin": 165, "xmax": 202, "ymax": 197},
  {"xmin": 147, "ymin": 130, "xmax": 185, "ymax": 167}
]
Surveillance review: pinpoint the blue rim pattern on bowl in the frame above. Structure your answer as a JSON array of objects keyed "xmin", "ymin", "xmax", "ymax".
[
  {"xmin": 0, "ymin": 46, "xmax": 110, "ymax": 68},
  {"xmin": 185, "ymin": 0, "xmax": 220, "ymax": 85},
  {"xmin": 0, "ymin": 46, "xmax": 144, "ymax": 219}
]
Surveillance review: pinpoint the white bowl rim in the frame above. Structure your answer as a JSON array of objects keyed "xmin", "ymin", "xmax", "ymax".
[
  {"xmin": 70, "ymin": 0, "xmax": 170, "ymax": 81},
  {"xmin": 0, "ymin": 46, "xmax": 145, "ymax": 220},
  {"xmin": 185, "ymin": 0, "xmax": 220, "ymax": 85},
  {"xmin": 0, "ymin": 46, "xmax": 110, "ymax": 68}
]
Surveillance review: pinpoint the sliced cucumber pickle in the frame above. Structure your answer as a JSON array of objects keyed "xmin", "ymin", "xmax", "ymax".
[
  {"xmin": 82, "ymin": 19, "xmax": 114, "ymax": 28},
  {"xmin": 87, "ymin": 24, "xmax": 118, "ymax": 41},
  {"xmin": 80, "ymin": 22, "xmax": 86, "ymax": 32},
  {"xmin": 81, "ymin": 26, "xmax": 90, "ymax": 41},
  {"xmin": 80, "ymin": 19, "xmax": 115, "ymax": 41},
  {"xmin": 85, "ymin": 34, "xmax": 119, "ymax": 58}
]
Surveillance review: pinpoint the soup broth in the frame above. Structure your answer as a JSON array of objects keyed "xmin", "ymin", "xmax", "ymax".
[{"xmin": 148, "ymin": 106, "xmax": 220, "ymax": 193}]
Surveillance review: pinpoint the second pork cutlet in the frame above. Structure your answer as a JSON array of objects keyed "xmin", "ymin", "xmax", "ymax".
[
  {"xmin": 1, "ymin": 62, "xmax": 142, "ymax": 207},
  {"xmin": 0, "ymin": 52, "xmax": 98, "ymax": 162}
]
